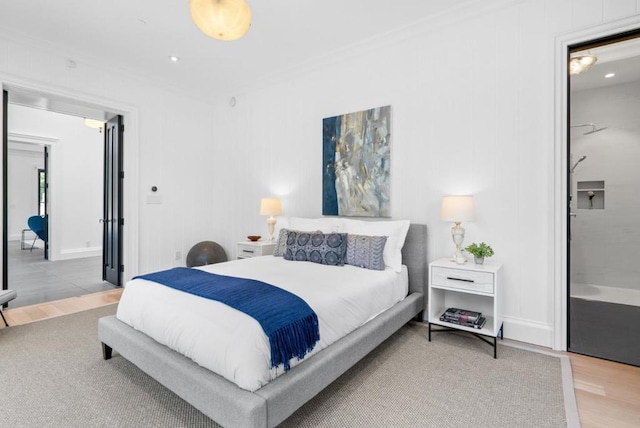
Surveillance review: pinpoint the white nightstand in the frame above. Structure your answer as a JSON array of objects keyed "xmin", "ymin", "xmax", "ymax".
[
  {"xmin": 428, "ymin": 258, "xmax": 503, "ymax": 358},
  {"xmin": 237, "ymin": 241, "xmax": 276, "ymax": 259}
]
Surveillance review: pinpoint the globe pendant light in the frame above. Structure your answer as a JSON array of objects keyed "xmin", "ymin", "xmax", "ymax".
[{"xmin": 190, "ymin": 0, "xmax": 252, "ymax": 41}]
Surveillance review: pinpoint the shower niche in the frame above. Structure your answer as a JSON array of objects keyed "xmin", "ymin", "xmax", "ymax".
[{"xmin": 577, "ymin": 181, "xmax": 605, "ymax": 209}]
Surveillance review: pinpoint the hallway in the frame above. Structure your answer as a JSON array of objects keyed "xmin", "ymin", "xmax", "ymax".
[{"xmin": 7, "ymin": 241, "xmax": 116, "ymax": 308}]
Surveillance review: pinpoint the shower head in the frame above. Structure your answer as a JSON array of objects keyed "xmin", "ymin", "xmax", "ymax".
[
  {"xmin": 570, "ymin": 155, "xmax": 587, "ymax": 173},
  {"xmin": 583, "ymin": 126, "xmax": 608, "ymax": 135}
]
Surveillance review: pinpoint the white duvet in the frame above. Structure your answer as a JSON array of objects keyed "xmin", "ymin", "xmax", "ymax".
[{"xmin": 116, "ymin": 256, "xmax": 408, "ymax": 391}]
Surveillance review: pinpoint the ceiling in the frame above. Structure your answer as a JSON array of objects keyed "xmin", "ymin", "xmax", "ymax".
[
  {"xmin": 571, "ymin": 37, "xmax": 640, "ymax": 92},
  {"xmin": 0, "ymin": 0, "xmax": 458, "ymax": 102},
  {"xmin": 3, "ymin": 1, "xmax": 639, "ymax": 104}
]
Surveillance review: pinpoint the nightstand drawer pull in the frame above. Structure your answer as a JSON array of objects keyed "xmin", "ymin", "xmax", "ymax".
[
  {"xmin": 446, "ymin": 277, "xmax": 474, "ymax": 283},
  {"xmin": 242, "ymin": 249, "xmax": 255, "ymax": 253}
]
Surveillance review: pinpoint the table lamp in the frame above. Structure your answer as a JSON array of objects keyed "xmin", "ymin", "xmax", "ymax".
[
  {"xmin": 260, "ymin": 198, "xmax": 283, "ymax": 242},
  {"xmin": 441, "ymin": 195, "xmax": 475, "ymax": 264}
]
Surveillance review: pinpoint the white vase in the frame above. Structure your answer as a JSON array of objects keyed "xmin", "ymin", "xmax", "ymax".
[{"xmin": 474, "ymin": 256, "xmax": 484, "ymax": 265}]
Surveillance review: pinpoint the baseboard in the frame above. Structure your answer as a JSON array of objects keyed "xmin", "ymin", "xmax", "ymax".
[
  {"xmin": 502, "ymin": 316, "xmax": 553, "ymax": 348},
  {"xmin": 421, "ymin": 310, "xmax": 553, "ymax": 348},
  {"xmin": 59, "ymin": 247, "xmax": 102, "ymax": 260}
]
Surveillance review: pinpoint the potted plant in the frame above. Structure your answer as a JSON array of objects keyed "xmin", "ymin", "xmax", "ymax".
[{"xmin": 465, "ymin": 242, "xmax": 494, "ymax": 265}]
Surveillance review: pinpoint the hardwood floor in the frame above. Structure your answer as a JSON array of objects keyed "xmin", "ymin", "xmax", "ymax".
[
  {"xmin": 1, "ymin": 288, "xmax": 639, "ymax": 428},
  {"xmin": 1, "ymin": 288, "xmax": 122, "ymax": 326},
  {"xmin": 571, "ymin": 353, "xmax": 640, "ymax": 428}
]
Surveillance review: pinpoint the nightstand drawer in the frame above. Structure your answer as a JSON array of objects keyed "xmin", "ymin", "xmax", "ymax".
[
  {"xmin": 237, "ymin": 242, "xmax": 275, "ymax": 259},
  {"xmin": 238, "ymin": 244, "xmax": 260, "ymax": 258},
  {"xmin": 431, "ymin": 266, "xmax": 494, "ymax": 294}
]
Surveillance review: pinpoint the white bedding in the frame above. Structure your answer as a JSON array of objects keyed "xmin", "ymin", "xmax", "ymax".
[{"xmin": 116, "ymin": 256, "xmax": 407, "ymax": 391}]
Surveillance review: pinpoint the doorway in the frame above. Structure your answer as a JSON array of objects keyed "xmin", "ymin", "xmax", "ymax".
[
  {"xmin": 567, "ymin": 32, "xmax": 640, "ymax": 366},
  {"xmin": 2, "ymin": 88, "xmax": 125, "ymax": 306}
]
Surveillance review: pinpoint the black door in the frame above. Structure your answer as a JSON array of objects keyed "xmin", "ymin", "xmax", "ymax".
[
  {"xmin": 2, "ymin": 90, "xmax": 7, "ymax": 292},
  {"xmin": 102, "ymin": 115, "xmax": 123, "ymax": 287},
  {"xmin": 43, "ymin": 147, "xmax": 49, "ymax": 260}
]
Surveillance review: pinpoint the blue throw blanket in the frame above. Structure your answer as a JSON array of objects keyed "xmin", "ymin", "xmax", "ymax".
[{"xmin": 134, "ymin": 267, "xmax": 319, "ymax": 370}]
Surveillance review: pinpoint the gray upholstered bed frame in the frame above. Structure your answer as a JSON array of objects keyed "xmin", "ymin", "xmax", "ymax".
[{"xmin": 98, "ymin": 223, "xmax": 427, "ymax": 428}]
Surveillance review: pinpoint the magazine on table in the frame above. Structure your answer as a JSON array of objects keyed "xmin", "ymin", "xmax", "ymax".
[
  {"xmin": 440, "ymin": 308, "xmax": 487, "ymax": 329},
  {"xmin": 442, "ymin": 307, "xmax": 482, "ymax": 323}
]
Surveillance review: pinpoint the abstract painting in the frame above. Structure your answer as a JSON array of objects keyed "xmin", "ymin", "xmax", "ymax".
[{"xmin": 323, "ymin": 105, "xmax": 391, "ymax": 217}]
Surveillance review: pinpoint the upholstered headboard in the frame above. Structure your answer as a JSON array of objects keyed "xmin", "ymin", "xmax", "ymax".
[{"xmin": 401, "ymin": 223, "xmax": 428, "ymax": 299}]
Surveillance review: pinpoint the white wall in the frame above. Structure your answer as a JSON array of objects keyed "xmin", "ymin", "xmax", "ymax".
[
  {"xmin": 209, "ymin": 0, "xmax": 640, "ymax": 347},
  {"xmin": 0, "ymin": 31, "xmax": 216, "ymax": 277},
  {"xmin": 8, "ymin": 105, "xmax": 104, "ymax": 259},
  {"xmin": 570, "ymin": 80, "xmax": 640, "ymax": 291},
  {"xmin": 7, "ymin": 142, "xmax": 43, "ymax": 242},
  {"xmin": 2, "ymin": 0, "xmax": 639, "ymax": 347}
]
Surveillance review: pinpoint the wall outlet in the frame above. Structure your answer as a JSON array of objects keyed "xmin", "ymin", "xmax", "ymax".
[{"xmin": 175, "ymin": 251, "xmax": 181, "ymax": 260}]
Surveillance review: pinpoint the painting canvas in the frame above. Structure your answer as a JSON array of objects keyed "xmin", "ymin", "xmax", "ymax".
[{"xmin": 323, "ymin": 105, "xmax": 391, "ymax": 217}]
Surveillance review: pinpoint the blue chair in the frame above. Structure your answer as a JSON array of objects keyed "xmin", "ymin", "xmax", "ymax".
[{"xmin": 27, "ymin": 215, "xmax": 47, "ymax": 252}]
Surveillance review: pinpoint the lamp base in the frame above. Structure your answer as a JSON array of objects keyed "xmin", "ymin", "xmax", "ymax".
[
  {"xmin": 451, "ymin": 222, "xmax": 466, "ymax": 264},
  {"xmin": 266, "ymin": 216, "xmax": 277, "ymax": 242}
]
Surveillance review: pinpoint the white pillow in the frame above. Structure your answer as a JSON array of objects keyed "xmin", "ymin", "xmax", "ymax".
[
  {"xmin": 273, "ymin": 217, "xmax": 290, "ymax": 236},
  {"xmin": 289, "ymin": 217, "xmax": 344, "ymax": 233},
  {"xmin": 341, "ymin": 219, "xmax": 411, "ymax": 272}
]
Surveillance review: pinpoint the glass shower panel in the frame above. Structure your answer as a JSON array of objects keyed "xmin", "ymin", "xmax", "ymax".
[{"xmin": 568, "ymin": 38, "xmax": 640, "ymax": 367}]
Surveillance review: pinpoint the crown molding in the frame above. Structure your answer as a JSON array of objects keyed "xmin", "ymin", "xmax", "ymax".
[{"xmin": 213, "ymin": 0, "xmax": 525, "ymax": 102}]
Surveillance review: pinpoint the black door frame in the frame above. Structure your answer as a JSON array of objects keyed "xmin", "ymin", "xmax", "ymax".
[
  {"xmin": 42, "ymin": 147, "xmax": 49, "ymax": 259},
  {"xmin": 2, "ymin": 90, "xmax": 7, "ymax": 295}
]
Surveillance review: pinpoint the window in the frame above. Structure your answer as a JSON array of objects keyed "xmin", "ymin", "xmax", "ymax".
[{"xmin": 38, "ymin": 168, "xmax": 45, "ymax": 217}]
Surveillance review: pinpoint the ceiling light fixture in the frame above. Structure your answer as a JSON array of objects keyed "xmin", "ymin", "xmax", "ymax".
[
  {"xmin": 169, "ymin": 55, "xmax": 180, "ymax": 62},
  {"xmin": 569, "ymin": 54, "xmax": 597, "ymax": 75},
  {"xmin": 605, "ymin": 73, "xmax": 615, "ymax": 78},
  {"xmin": 189, "ymin": 0, "xmax": 252, "ymax": 41},
  {"xmin": 84, "ymin": 118, "xmax": 104, "ymax": 132}
]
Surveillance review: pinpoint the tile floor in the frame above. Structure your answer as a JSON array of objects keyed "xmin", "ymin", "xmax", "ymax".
[{"xmin": 6, "ymin": 241, "xmax": 117, "ymax": 308}]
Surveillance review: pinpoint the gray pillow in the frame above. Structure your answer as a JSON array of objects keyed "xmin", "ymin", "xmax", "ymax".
[
  {"xmin": 345, "ymin": 234, "xmax": 388, "ymax": 270},
  {"xmin": 284, "ymin": 231, "xmax": 348, "ymax": 266},
  {"xmin": 273, "ymin": 228, "xmax": 289, "ymax": 257}
]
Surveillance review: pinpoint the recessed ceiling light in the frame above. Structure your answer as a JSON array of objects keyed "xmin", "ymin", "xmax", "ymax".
[
  {"xmin": 169, "ymin": 56, "xmax": 180, "ymax": 62},
  {"xmin": 605, "ymin": 73, "xmax": 615, "ymax": 78}
]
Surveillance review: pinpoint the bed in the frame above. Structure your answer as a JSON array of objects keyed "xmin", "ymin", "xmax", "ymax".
[{"xmin": 98, "ymin": 222, "xmax": 427, "ymax": 428}]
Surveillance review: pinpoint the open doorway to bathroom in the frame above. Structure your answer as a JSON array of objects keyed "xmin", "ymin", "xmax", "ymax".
[{"xmin": 568, "ymin": 31, "xmax": 640, "ymax": 366}]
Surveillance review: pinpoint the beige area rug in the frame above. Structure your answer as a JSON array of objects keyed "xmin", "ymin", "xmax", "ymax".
[{"xmin": 0, "ymin": 305, "xmax": 579, "ymax": 427}]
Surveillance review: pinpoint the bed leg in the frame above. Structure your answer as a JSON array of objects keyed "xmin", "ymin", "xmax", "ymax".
[
  {"xmin": 102, "ymin": 342, "xmax": 113, "ymax": 360},
  {"xmin": 415, "ymin": 311, "xmax": 424, "ymax": 322}
]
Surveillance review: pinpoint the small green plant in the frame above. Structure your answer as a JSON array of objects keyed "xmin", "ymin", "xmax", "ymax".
[{"xmin": 465, "ymin": 242, "xmax": 494, "ymax": 258}]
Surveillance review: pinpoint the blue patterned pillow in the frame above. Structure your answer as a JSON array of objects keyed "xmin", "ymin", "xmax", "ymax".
[
  {"xmin": 274, "ymin": 228, "xmax": 322, "ymax": 257},
  {"xmin": 345, "ymin": 234, "xmax": 388, "ymax": 270},
  {"xmin": 284, "ymin": 231, "xmax": 348, "ymax": 266}
]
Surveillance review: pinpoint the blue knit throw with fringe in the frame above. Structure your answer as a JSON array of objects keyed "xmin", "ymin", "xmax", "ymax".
[{"xmin": 134, "ymin": 267, "xmax": 319, "ymax": 370}]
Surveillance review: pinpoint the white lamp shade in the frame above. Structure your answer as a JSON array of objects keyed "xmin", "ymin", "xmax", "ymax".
[
  {"xmin": 259, "ymin": 198, "xmax": 282, "ymax": 216},
  {"xmin": 190, "ymin": 0, "xmax": 252, "ymax": 41},
  {"xmin": 441, "ymin": 195, "xmax": 475, "ymax": 222}
]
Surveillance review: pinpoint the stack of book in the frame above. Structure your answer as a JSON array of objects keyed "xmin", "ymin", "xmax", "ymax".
[{"xmin": 439, "ymin": 307, "xmax": 487, "ymax": 329}]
